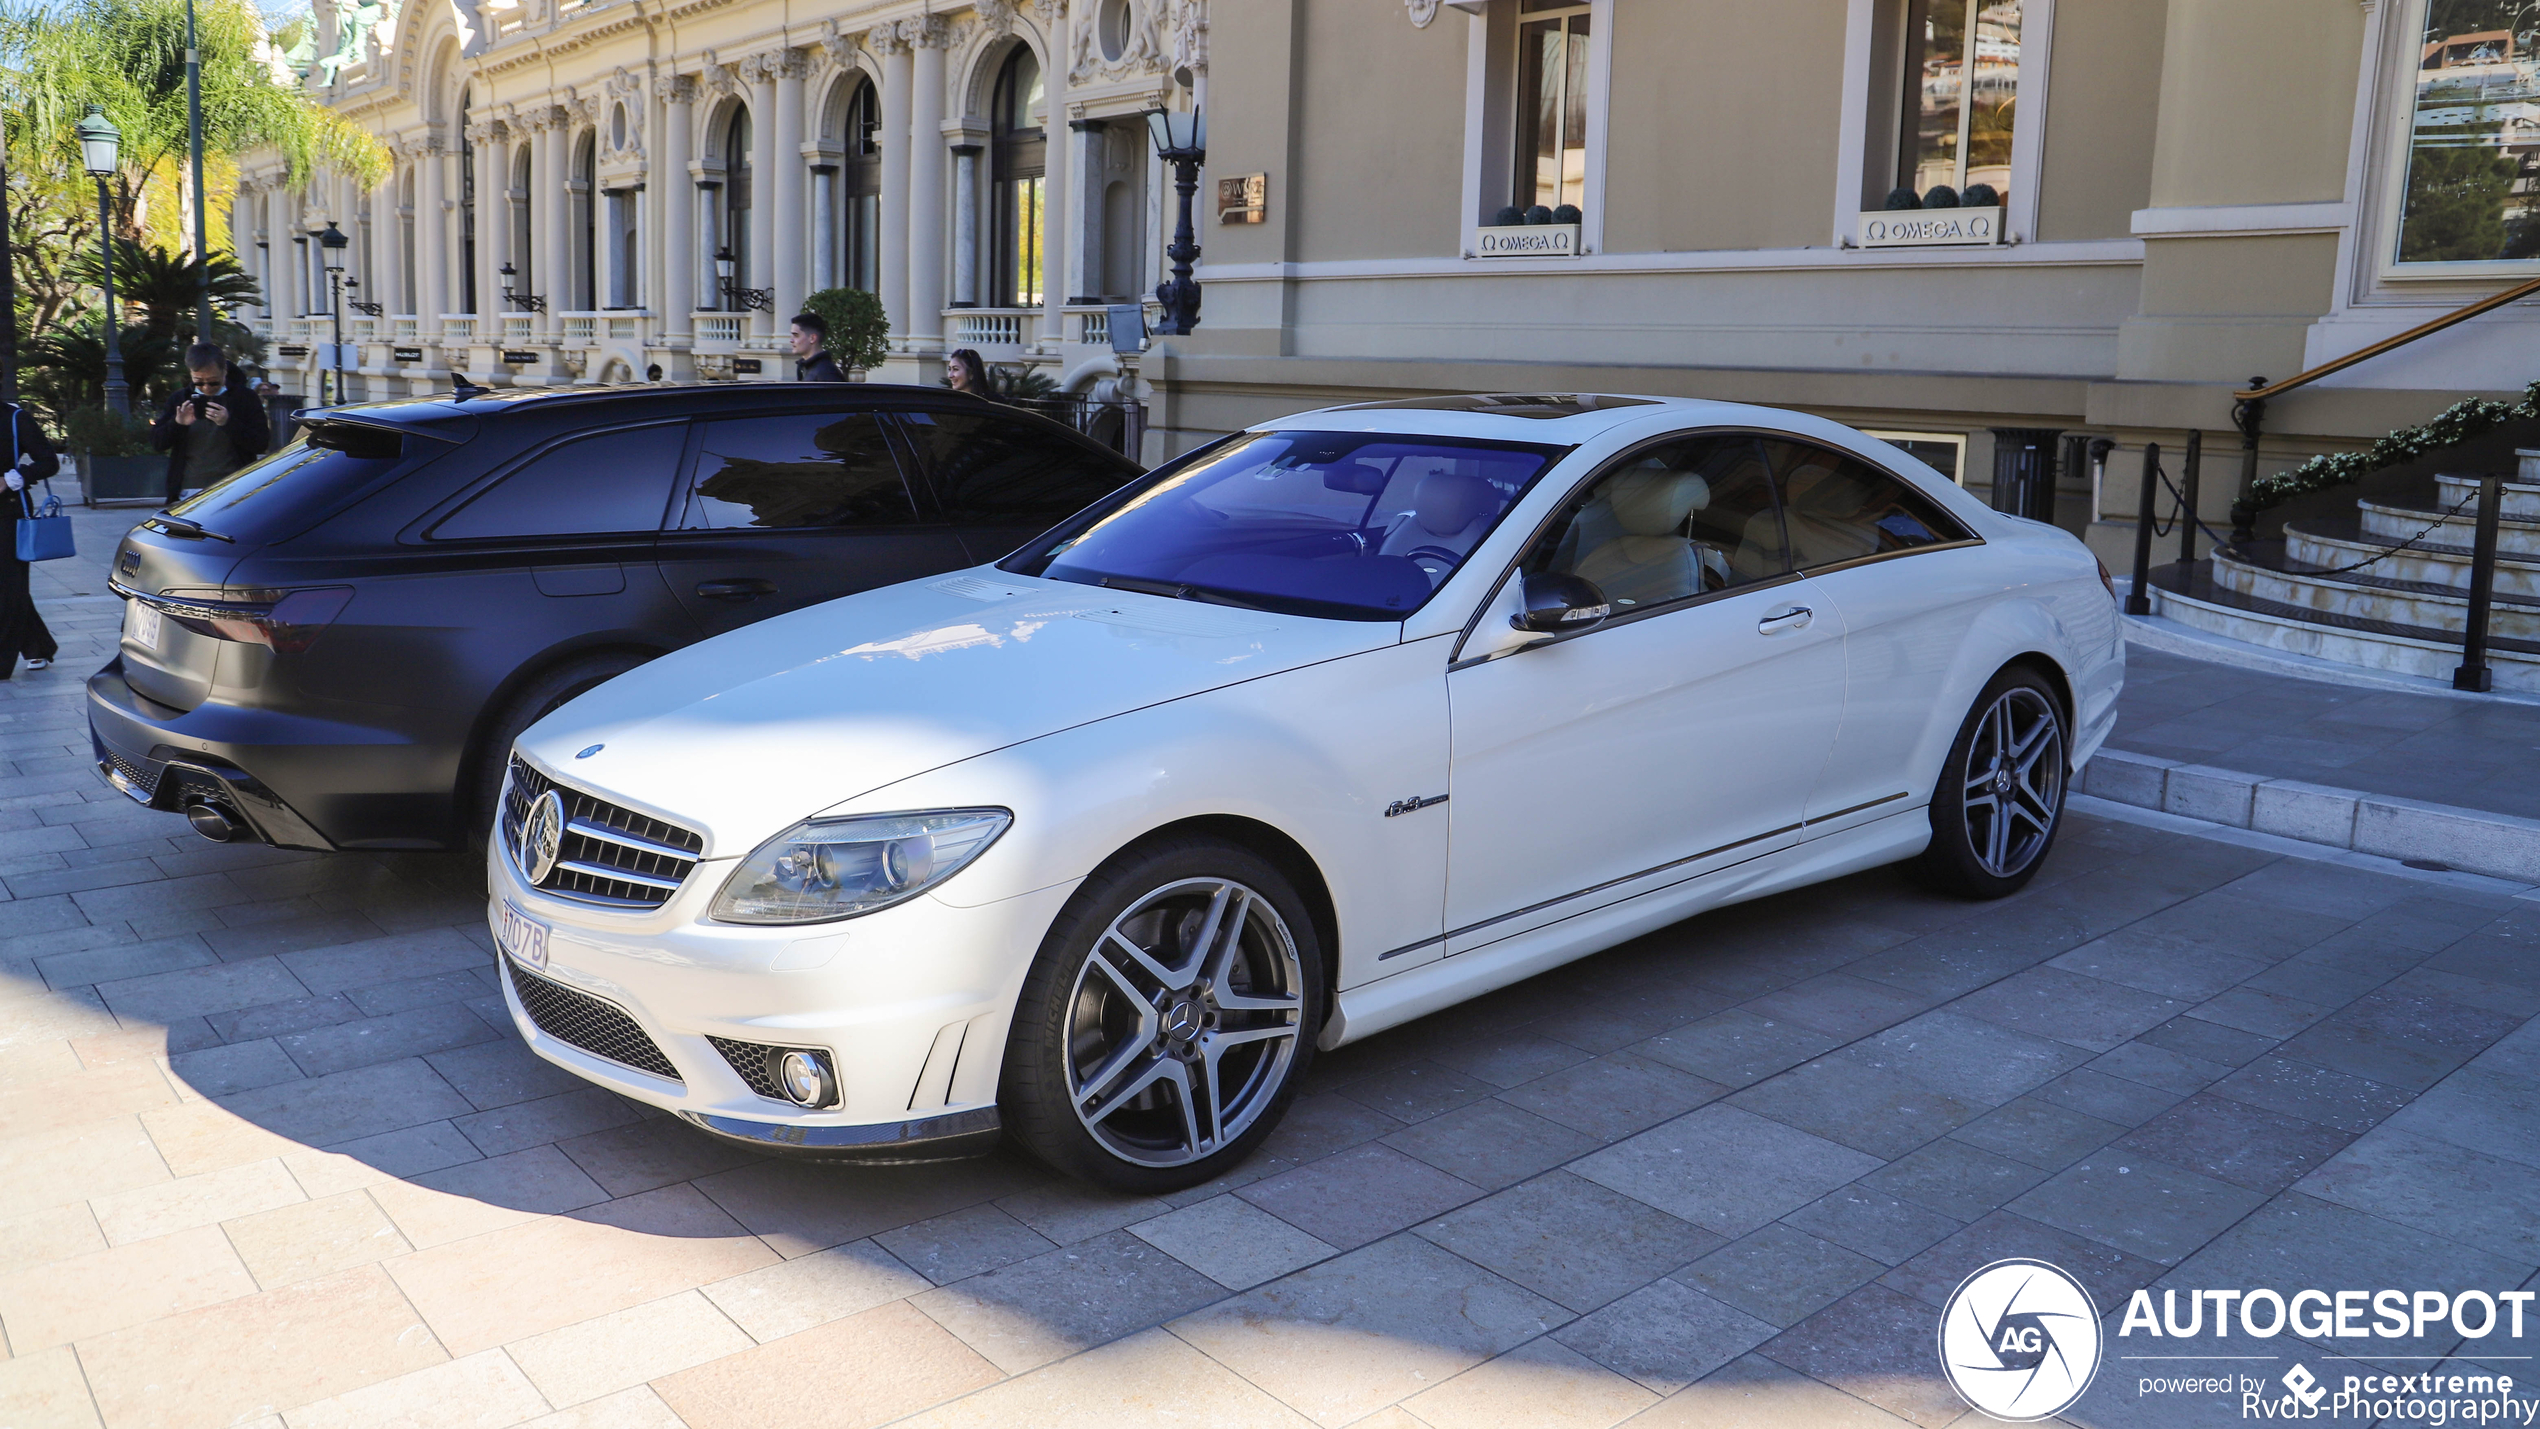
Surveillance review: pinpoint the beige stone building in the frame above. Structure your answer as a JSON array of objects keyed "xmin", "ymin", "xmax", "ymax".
[{"xmin": 251, "ymin": 0, "xmax": 2540, "ymax": 580}]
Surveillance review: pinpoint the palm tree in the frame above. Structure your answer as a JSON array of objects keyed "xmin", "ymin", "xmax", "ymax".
[{"xmin": 68, "ymin": 239, "xmax": 261, "ymax": 343}]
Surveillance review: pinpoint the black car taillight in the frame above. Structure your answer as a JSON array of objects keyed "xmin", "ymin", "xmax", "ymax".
[{"xmin": 159, "ymin": 587, "xmax": 356, "ymax": 654}]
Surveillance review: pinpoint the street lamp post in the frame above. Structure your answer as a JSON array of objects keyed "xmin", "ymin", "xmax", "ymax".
[
  {"xmin": 186, "ymin": 0, "xmax": 210, "ymax": 343},
  {"xmin": 319, "ymin": 220, "xmax": 349, "ymax": 405},
  {"xmin": 712, "ymin": 247, "xmax": 770, "ymax": 312},
  {"xmin": 498, "ymin": 260, "xmax": 546, "ymax": 313},
  {"xmin": 76, "ymin": 105, "xmax": 128, "ymax": 416},
  {"xmin": 1142, "ymin": 105, "xmax": 1205, "ymax": 335}
]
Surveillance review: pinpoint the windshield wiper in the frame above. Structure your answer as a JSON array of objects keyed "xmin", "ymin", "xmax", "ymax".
[
  {"xmin": 145, "ymin": 514, "xmax": 234, "ymax": 543},
  {"xmin": 1094, "ymin": 573, "xmax": 1271, "ymax": 612}
]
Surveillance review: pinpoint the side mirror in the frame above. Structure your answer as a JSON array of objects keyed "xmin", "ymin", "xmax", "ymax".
[{"xmin": 1513, "ymin": 572, "xmax": 1611, "ymax": 635}]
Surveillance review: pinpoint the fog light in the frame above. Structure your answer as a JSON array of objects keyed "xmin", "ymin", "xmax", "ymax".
[{"xmin": 774, "ymin": 1049, "xmax": 838, "ymax": 1109}]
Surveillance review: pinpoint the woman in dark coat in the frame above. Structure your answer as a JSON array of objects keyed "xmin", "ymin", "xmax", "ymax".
[{"xmin": 0, "ymin": 400, "xmax": 63, "ymax": 677}]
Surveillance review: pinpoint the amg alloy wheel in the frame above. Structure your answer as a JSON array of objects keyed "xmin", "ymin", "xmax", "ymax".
[
  {"xmin": 1915, "ymin": 668, "xmax": 2068, "ymax": 898},
  {"xmin": 1004, "ymin": 839, "xmax": 1322, "ymax": 1190}
]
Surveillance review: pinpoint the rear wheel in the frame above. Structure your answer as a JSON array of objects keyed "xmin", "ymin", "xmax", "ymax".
[
  {"xmin": 1001, "ymin": 837, "xmax": 1323, "ymax": 1192},
  {"xmin": 466, "ymin": 650, "xmax": 651, "ymax": 836},
  {"xmin": 1913, "ymin": 667, "xmax": 2068, "ymax": 898}
]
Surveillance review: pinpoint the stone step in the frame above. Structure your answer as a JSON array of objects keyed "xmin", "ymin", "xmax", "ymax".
[
  {"xmin": 2145, "ymin": 560, "xmax": 2540, "ymax": 693},
  {"xmin": 2359, "ymin": 497, "xmax": 2540, "ymax": 559},
  {"xmin": 2434, "ymin": 470, "xmax": 2540, "ymax": 521},
  {"xmin": 2209, "ymin": 543, "xmax": 2540, "ymax": 640},
  {"xmin": 2284, "ymin": 518, "xmax": 2540, "ymax": 598}
]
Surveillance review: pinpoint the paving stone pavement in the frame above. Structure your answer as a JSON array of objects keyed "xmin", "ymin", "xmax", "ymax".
[{"xmin": 5, "ymin": 499, "xmax": 2540, "ymax": 1428}]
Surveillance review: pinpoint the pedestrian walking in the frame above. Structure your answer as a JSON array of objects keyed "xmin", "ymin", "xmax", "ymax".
[
  {"xmin": 0, "ymin": 399, "xmax": 63, "ymax": 678},
  {"xmin": 149, "ymin": 344, "xmax": 271, "ymax": 505},
  {"xmin": 790, "ymin": 312, "xmax": 847, "ymax": 382}
]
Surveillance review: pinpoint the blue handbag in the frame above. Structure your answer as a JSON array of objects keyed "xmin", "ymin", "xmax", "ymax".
[{"xmin": 16, "ymin": 483, "xmax": 73, "ymax": 562}]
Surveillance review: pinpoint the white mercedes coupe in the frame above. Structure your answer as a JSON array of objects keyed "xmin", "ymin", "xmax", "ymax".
[{"xmin": 487, "ymin": 393, "xmax": 2122, "ymax": 1191}]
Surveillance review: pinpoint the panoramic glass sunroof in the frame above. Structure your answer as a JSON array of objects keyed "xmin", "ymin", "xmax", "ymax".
[{"xmin": 1336, "ymin": 393, "xmax": 1661, "ymax": 420}]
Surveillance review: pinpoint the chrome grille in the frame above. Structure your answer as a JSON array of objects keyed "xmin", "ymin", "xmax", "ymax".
[
  {"xmin": 503, "ymin": 756, "xmax": 705, "ymax": 908},
  {"xmin": 707, "ymin": 1036, "xmax": 797, "ymax": 1102},
  {"xmin": 505, "ymin": 957, "xmax": 682, "ymax": 1081}
]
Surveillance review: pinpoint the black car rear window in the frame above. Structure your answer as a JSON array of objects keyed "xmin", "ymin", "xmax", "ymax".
[{"xmin": 165, "ymin": 422, "xmax": 428, "ymax": 544}]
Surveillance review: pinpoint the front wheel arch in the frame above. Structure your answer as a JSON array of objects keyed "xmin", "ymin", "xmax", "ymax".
[{"xmin": 1095, "ymin": 814, "xmax": 1344, "ymax": 1038}]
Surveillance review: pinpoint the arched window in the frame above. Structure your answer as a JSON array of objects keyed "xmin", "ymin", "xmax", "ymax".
[
  {"xmin": 990, "ymin": 47, "xmax": 1045, "ymax": 308},
  {"xmin": 458, "ymin": 86, "xmax": 476, "ymax": 313},
  {"xmin": 570, "ymin": 131, "xmax": 596, "ymax": 310},
  {"xmin": 832, "ymin": 77, "xmax": 881, "ymax": 294},
  {"xmin": 722, "ymin": 105, "xmax": 752, "ymax": 309},
  {"xmin": 509, "ymin": 146, "xmax": 533, "ymax": 298}
]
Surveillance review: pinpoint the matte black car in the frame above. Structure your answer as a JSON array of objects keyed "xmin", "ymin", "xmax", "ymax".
[{"xmin": 89, "ymin": 383, "xmax": 1144, "ymax": 851}]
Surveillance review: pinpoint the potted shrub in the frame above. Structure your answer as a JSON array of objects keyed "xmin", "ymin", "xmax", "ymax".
[
  {"xmin": 801, "ymin": 287, "xmax": 891, "ymax": 379},
  {"xmin": 61, "ymin": 407, "xmax": 160, "ymax": 505}
]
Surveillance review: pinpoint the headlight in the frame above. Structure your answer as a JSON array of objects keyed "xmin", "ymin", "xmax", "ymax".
[{"xmin": 709, "ymin": 808, "xmax": 1012, "ymax": 924}]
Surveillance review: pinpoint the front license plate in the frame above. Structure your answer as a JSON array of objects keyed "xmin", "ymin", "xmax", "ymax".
[
  {"xmin": 498, "ymin": 899, "xmax": 550, "ymax": 971},
  {"xmin": 127, "ymin": 602, "xmax": 161, "ymax": 652}
]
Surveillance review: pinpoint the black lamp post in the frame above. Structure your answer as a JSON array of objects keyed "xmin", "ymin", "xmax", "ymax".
[
  {"xmin": 498, "ymin": 260, "xmax": 546, "ymax": 314},
  {"xmin": 318, "ymin": 220, "xmax": 349, "ymax": 405},
  {"xmin": 76, "ymin": 105, "xmax": 128, "ymax": 415},
  {"xmin": 713, "ymin": 245, "xmax": 769, "ymax": 312},
  {"xmin": 1142, "ymin": 105, "xmax": 1205, "ymax": 335},
  {"xmin": 346, "ymin": 277, "xmax": 382, "ymax": 318},
  {"xmin": 185, "ymin": 0, "xmax": 210, "ymax": 344}
]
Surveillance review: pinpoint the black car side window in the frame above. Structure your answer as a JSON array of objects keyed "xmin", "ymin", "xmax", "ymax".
[
  {"xmin": 900, "ymin": 409, "xmax": 1134, "ymax": 524},
  {"xmin": 1523, "ymin": 435, "xmax": 1791, "ymax": 612},
  {"xmin": 679, "ymin": 412, "xmax": 918, "ymax": 529},
  {"xmin": 1762, "ymin": 440, "xmax": 1970, "ymax": 572},
  {"xmin": 430, "ymin": 425, "xmax": 684, "ymax": 540}
]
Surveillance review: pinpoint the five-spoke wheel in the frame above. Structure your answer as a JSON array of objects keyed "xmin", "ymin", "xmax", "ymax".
[
  {"xmin": 1915, "ymin": 667, "xmax": 2068, "ymax": 897},
  {"xmin": 1004, "ymin": 839, "xmax": 1323, "ymax": 1190}
]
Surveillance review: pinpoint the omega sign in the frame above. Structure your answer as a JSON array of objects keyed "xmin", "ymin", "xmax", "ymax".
[
  {"xmin": 1859, "ymin": 206, "xmax": 2004, "ymax": 248},
  {"xmin": 1473, "ymin": 223, "xmax": 1581, "ymax": 258}
]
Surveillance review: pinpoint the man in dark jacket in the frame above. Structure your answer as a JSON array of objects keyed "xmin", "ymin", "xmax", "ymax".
[
  {"xmin": 149, "ymin": 344, "xmax": 271, "ymax": 504},
  {"xmin": 790, "ymin": 312, "xmax": 846, "ymax": 382}
]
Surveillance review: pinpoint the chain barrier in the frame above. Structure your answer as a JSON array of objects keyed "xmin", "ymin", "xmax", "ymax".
[
  {"xmin": 2290, "ymin": 488, "xmax": 2479, "ymax": 578},
  {"xmin": 2152, "ymin": 451, "xmax": 2474, "ymax": 578}
]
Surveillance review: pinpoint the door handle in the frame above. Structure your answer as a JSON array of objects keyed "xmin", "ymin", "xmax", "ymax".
[
  {"xmin": 696, "ymin": 578, "xmax": 778, "ymax": 602},
  {"xmin": 1758, "ymin": 605, "xmax": 1813, "ymax": 634}
]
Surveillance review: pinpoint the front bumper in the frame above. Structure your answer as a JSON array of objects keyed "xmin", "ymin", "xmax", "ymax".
[{"xmin": 484, "ymin": 820, "xmax": 1074, "ymax": 1163}]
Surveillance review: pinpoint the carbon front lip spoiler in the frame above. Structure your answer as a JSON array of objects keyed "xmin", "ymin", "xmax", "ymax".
[{"xmin": 679, "ymin": 1106, "xmax": 1003, "ymax": 1165}]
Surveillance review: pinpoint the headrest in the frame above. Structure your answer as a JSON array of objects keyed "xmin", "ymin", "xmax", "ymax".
[
  {"xmin": 1323, "ymin": 459, "xmax": 1389, "ymax": 496},
  {"xmin": 1605, "ymin": 467, "xmax": 1709, "ymax": 536},
  {"xmin": 1414, "ymin": 471, "xmax": 1494, "ymax": 535}
]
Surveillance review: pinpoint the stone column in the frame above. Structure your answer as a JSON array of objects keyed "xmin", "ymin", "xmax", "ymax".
[
  {"xmin": 1066, "ymin": 117, "xmax": 1105, "ymax": 305},
  {"xmin": 537, "ymin": 108, "xmax": 568, "ymax": 322},
  {"xmin": 1037, "ymin": 81, "xmax": 1070, "ymax": 346},
  {"xmin": 468, "ymin": 122, "xmax": 500, "ymax": 316},
  {"xmin": 905, "ymin": 17, "xmax": 947, "ymax": 348},
  {"xmin": 416, "ymin": 137, "xmax": 448, "ymax": 331},
  {"xmin": 873, "ymin": 25, "xmax": 912, "ymax": 344},
  {"xmin": 374, "ymin": 164, "xmax": 403, "ymax": 315},
  {"xmin": 662, "ymin": 75, "xmax": 695, "ymax": 337},
  {"xmin": 771, "ymin": 49, "xmax": 807, "ymax": 324},
  {"xmin": 950, "ymin": 144, "xmax": 980, "ymax": 308},
  {"xmin": 743, "ymin": 57, "xmax": 777, "ymax": 339}
]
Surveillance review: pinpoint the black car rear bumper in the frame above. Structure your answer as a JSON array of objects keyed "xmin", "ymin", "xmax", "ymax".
[{"xmin": 86, "ymin": 656, "xmax": 439, "ymax": 851}]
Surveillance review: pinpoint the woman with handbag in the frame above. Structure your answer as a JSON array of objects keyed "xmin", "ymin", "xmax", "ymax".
[{"xmin": 1, "ymin": 400, "xmax": 64, "ymax": 678}]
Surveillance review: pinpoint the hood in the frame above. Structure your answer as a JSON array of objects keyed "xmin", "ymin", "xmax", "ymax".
[{"xmin": 519, "ymin": 571, "xmax": 1399, "ymax": 851}]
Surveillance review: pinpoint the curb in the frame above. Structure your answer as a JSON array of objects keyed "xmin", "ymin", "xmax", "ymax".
[{"xmin": 2080, "ymin": 749, "xmax": 2540, "ymax": 882}]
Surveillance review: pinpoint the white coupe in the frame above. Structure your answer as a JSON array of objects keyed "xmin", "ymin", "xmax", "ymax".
[{"xmin": 486, "ymin": 393, "xmax": 2122, "ymax": 1191}]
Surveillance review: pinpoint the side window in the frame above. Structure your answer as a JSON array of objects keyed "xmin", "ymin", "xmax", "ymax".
[
  {"xmin": 679, "ymin": 413, "xmax": 916, "ymax": 530},
  {"xmin": 1765, "ymin": 441, "xmax": 1967, "ymax": 571},
  {"xmin": 431, "ymin": 425, "xmax": 682, "ymax": 540},
  {"xmin": 900, "ymin": 409, "xmax": 1132, "ymax": 525},
  {"xmin": 1525, "ymin": 435, "xmax": 1790, "ymax": 611}
]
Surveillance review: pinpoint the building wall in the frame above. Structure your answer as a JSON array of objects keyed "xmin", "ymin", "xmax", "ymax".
[
  {"xmin": 1602, "ymin": 0, "xmax": 1850, "ymax": 256},
  {"xmin": 2147, "ymin": 0, "xmax": 2365, "ymax": 208},
  {"xmin": 1291, "ymin": 0, "xmax": 1465, "ymax": 263},
  {"xmin": 2033, "ymin": 0, "xmax": 2167, "ymax": 243}
]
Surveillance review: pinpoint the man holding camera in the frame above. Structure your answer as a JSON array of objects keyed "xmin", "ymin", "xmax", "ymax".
[{"xmin": 150, "ymin": 343, "xmax": 271, "ymax": 505}]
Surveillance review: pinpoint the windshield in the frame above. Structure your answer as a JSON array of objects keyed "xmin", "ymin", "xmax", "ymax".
[{"xmin": 1005, "ymin": 430, "xmax": 1566, "ymax": 620}]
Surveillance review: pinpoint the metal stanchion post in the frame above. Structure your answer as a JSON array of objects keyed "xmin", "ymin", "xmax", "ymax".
[
  {"xmin": 2179, "ymin": 430, "xmax": 2202, "ymax": 566},
  {"xmin": 2126, "ymin": 443, "xmax": 2160, "ymax": 616},
  {"xmin": 2454, "ymin": 474, "xmax": 2504, "ymax": 693}
]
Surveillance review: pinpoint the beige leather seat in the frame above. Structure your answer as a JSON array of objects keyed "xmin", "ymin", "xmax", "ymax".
[
  {"xmin": 1377, "ymin": 470, "xmax": 1497, "ymax": 563},
  {"xmin": 1576, "ymin": 467, "xmax": 1711, "ymax": 606}
]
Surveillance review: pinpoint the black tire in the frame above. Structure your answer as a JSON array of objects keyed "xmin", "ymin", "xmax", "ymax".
[
  {"xmin": 1912, "ymin": 666, "xmax": 2069, "ymax": 899},
  {"xmin": 466, "ymin": 650, "xmax": 652, "ymax": 835},
  {"xmin": 1001, "ymin": 836, "xmax": 1325, "ymax": 1193}
]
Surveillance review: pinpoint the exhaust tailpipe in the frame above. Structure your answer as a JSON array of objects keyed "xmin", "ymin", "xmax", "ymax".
[{"xmin": 184, "ymin": 802, "xmax": 238, "ymax": 842}]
